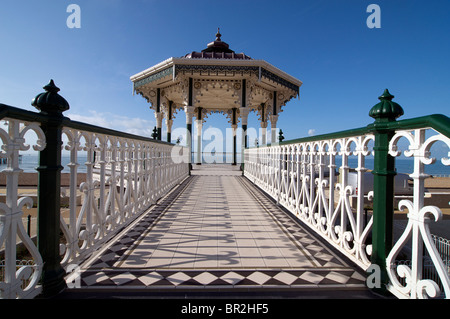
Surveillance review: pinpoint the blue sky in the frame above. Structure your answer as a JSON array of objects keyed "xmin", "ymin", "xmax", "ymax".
[{"xmin": 1, "ymin": 0, "xmax": 449, "ymax": 149}]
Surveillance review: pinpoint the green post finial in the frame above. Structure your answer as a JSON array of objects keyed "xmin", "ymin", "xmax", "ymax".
[
  {"xmin": 369, "ymin": 89, "xmax": 404, "ymax": 122},
  {"xmin": 378, "ymin": 88, "xmax": 394, "ymax": 101},
  {"xmin": 278, "ymin": 129, "xmax": 285, "ymax": 142},
  {"xmin": 151, "ymin": 126, "xmax": 158, "ymax": 139},
  {"xmin": 32, "ymin": 79, "xmax": 70, "ymax": 116},
  {"xmin": 43, "ymin": 79, "xmax": 60, "ymax": 93}
]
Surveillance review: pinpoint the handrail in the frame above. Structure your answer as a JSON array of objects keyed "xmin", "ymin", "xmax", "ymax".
[
  {"xmin": 243, "ymin": 104, "xmax": 450, "ymax": 299},
  {"xmin": 62, "ymin": 119, "xmax": 174, "ymax": 145},
  {"xmin": 279, "ymin": 126, "xmax": 370, "ymax": 146},
  {"xmin": 385, "ymin": 114, "xmax": 450, "ymax": 137},
  {"xmin": 0, "ymin": 103, "xmax": 173, "ymax": 146},
  {"xmin": 259, "ymin": 126, "xmax": 370, "ymax": 147},
  {"xmin": 0, "ymin": 81, "xmax": 190, "ymax": 299},
  {"xmin": 0, "ymin": 103, "xmax": 48, "ymax": 123},
  {"xmin": 249, "ymin": 113, "xmax": 449, "ymax": 148}
]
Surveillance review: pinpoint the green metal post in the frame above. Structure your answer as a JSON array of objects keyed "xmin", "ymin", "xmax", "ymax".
[
  {"xmin": 243, "ymin": 125, "xmax": 248, "ymax": 148},
  {"xmin": 167, "ymin": 101, "xmax": 173, "ymax": 143},
  {"xmin": 32, "ymin": 80, "xmax": 69, "ymax": 298},
  {"xmin": 241, "ymin": 124, "xmax": 247, "ymax": 171},
  {"xmin": 156, "ymin": 88, "xmax": 162, "ymax": 141},
  {"xmin": 188, "ymin": 78, "xmax": 193, "ymax": 172},
  {"xmin": 157, "ymin": 127, "xmax": 162, "ymax": 141},
  {"xmin": 232, "ymin": 108, "xmax": 237, "ymax": 166},
  {"xmin": 368, "ymin": 89, "xmax": 404, "ymax": 294},
  {"xmin": 233, "ymin": 134, "xmax": 237, "ymax": 165},
  {"xmin": 240, "ymin": 79, "xmax": 247, "ymax": 171},
  {"xmin": 187, "ymin": 123, "xmax": 192, "ymax": 171},
  {"xmin": 151, "ymin": 126, "xmax": 158, "ymax": 139}
]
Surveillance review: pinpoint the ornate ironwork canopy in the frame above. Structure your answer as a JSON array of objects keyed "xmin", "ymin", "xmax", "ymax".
[
  {"xmin": 130, "ymin": 30, "xmax": 302, "ymax": 126},
  {"xmin": 130, "ymin": 30, "xmax": 303, "ymax": 165}
]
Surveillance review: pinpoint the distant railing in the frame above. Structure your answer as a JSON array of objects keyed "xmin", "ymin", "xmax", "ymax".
[
  {"xmin": 0, "ymin": 260, "xmax": 37, "ymax": 293},
  {"xmin": 244, "ymin": 127, "xmax": 376, "ymax": 269},
  {"xmin": 244, "ymin": 90, "xmax": 450, "ymax": 299},
  {"xmin": 0, "ymin": 117, "xmax": 45, "ymax": 299},
  {"xmin": 393, "ymin": 234, "xmax": 450, "ymax": 298},
  {"xmin": 433, "ymin": 234, "xmax": 450, "ymax": 264},
  {"xmin": 0, "ymin": 80, "xmax": 189, "ymax": 299},
  {"xmin": 191, "ymin": 152, "xmax": 242, "ymax": 164},
  {"xmin": 59, "ymin": 124, "xmax": 189, "ymax": 268}
]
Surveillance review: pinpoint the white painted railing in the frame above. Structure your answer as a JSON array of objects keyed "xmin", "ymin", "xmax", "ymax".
[
  {"xmin": 0, "ymin": 118, "xmax": 46, "ymax": 299},
  {"xmin": 59, "ymin": 127, "xmax": 189, "ymax": 268},
  {"xmin": 0, "ymin": 80, "xmax": 192, "ymax": 299},
  {"xmin": 386, "ymin": 127, "xmax": 450, "ymax": 299},
  {"xmin": 244, "ymin": 133, "xmax": 375, "ymax": 270},
  {"xmin": 244, "ymin": 125, "xmax": 450, "ymax": 299},
  {"xmin": 0, "ymin": 116, "xmax": 189, "ymax": 299}
]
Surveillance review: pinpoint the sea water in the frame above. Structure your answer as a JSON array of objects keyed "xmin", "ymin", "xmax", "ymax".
[{"xmin": 2, "ymin": 153, "xmax": 449, "ymax": 177}]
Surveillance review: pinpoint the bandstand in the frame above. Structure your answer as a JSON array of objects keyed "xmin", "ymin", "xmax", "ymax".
[{"xmin": 130, "ymin": 29, "xmax": 303, "ymax": 166}]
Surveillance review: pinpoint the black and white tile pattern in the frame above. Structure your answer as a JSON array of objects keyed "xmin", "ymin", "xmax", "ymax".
[
  {"xmin": 79, "ymin": 268, "xmax": 366, "ymax": 289},
  {"xmin": 72, "ymin": 169, "xmax": 368, "ymax": 291}
]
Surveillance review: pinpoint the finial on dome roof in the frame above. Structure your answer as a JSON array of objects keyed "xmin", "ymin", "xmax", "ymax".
[
  {"xmin": 216, "ymin": 28, "xmax": 222, "ymax": 41},
  {"xmin": 201, "ymin": 28, "xmax": 234, "ymax": 54}
]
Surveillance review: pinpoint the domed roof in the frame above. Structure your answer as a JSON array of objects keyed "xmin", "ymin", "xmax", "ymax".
[{"xmin": 183, "ymin": 28, "xmax": 252, "ymax": 60}]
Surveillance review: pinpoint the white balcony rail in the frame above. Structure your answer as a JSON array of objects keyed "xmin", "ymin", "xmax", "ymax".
[
  {"xmin": 244, "ymin": 125, "xmax": 450, "ymax": 299},
  {"xmin": 0, "ymin": 115, "xmax": 189, "ymax": 299},
  {"xmin": 59, "ymin": 127, "xmax": 189, "ymax": 268},
  {"xmin": 386, "ymin": 127, "xmax": 450, "ymax": 299},
  {"xmin": 0, "ymin": 118, "xmax": 45, "ymax": 299},
  {"xmin": 244, "ymin": 134, "xmax": 376, "ymax": 270}
]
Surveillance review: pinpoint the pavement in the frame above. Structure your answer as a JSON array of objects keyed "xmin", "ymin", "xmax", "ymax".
[{"xmin": 57, "ymin": 164, "xmax": 380, "ymax": 299}]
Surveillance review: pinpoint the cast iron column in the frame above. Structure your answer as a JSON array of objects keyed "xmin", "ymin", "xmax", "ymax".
[
  {"xmin": 185, "ymin": 105, "xmax": 194, "ymax": 173},
  {"xmin": 187, "ymin": 78, "xmax": 194, "ymax": 171},
  {"xmin": 196, "ymin": 107, "xmax": 203, "ymax": 165},
  {"xmin": 166, "ymin": 100, "xmax": 173, "ymax": 143},
  {"xmin": 240, "ymin": 79, "xmax": 248, "ymax": 171},
  {"xmin": 232, "ymin": 108, "xmax": 237, "ymax": 165},
  {"xmin": 368, "ymin": 89, "xmax": 404, "ymax": 294},
  {"xmin": 32, "ymin": 80, "xmax": 69, "ymax": 298},
  {"xmin": 156, "ymin": 88, "xmax": 162, "ymax": 140}
]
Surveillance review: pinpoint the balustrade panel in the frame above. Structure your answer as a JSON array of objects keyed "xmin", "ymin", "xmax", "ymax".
[
  {"xmin": 0, "ymin": 118, "xmax": 46, "ymax": 299},
  {"xmin": 386, "ymin": 127, "xmax": 450, "ymax": 299},
  {"xmin": 245, "ymin": 125, "xmax": 450, "ymax": 299},
  {"xmin": 245, "ymin": 134, "xmax": 375, "ymax": 270},
  {"xmin": 59, "ymin": 128, "xmax": 189, "ymax": 268}
]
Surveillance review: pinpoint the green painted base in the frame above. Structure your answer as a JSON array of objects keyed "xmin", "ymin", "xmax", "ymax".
[{"xmin": 38, "ymin": 268, "xmax": 67, "ymax": 299}]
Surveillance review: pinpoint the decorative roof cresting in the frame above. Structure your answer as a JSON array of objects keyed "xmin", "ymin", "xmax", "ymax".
[{"xmin": 183, "ymin": 28, "xmax": 252, "ymax": 60}]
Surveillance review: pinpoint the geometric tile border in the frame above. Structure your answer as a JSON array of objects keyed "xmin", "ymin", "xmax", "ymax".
[
  {"xmin": 79, "ymin": 268, "xmax": 367, "ymax": 289},
  {"xmin": 69, "ymin": 174, "xmax": 369, "ymax": 291}
]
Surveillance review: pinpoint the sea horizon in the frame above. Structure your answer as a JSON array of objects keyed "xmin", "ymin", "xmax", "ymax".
[{"xmin": 4, "ymin": 153, "xmax": 449, "ymax": 177}]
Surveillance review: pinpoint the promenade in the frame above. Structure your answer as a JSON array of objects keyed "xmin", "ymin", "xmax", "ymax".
[{"xmin": 60, "ymin": 164, "xmax": 377, "ymax": 298}]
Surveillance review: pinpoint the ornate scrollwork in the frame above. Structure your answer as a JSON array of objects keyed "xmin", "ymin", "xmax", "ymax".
[
  {"xmin": 0, "ymin": 119, "xmax": 45, "ymax": 299},
  {"xmin": 386, "ymin": 128, "xmax": 450, "ymax": 299},
  {"xmin": 59, "ymin": 127, "xmax": 190, "ymax": 269},
  {"xmin": 244, "ymin": 133, "xmax": 376, "ymax": 271},
  {"xmin": 387, "ymin": 200, "xmax": 450, "ymax": 298}
]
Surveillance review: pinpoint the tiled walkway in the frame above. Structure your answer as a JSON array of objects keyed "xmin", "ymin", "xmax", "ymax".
[{"xmin": 71, "ymin": 165, "xmax": 370, "ymax": 295}]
